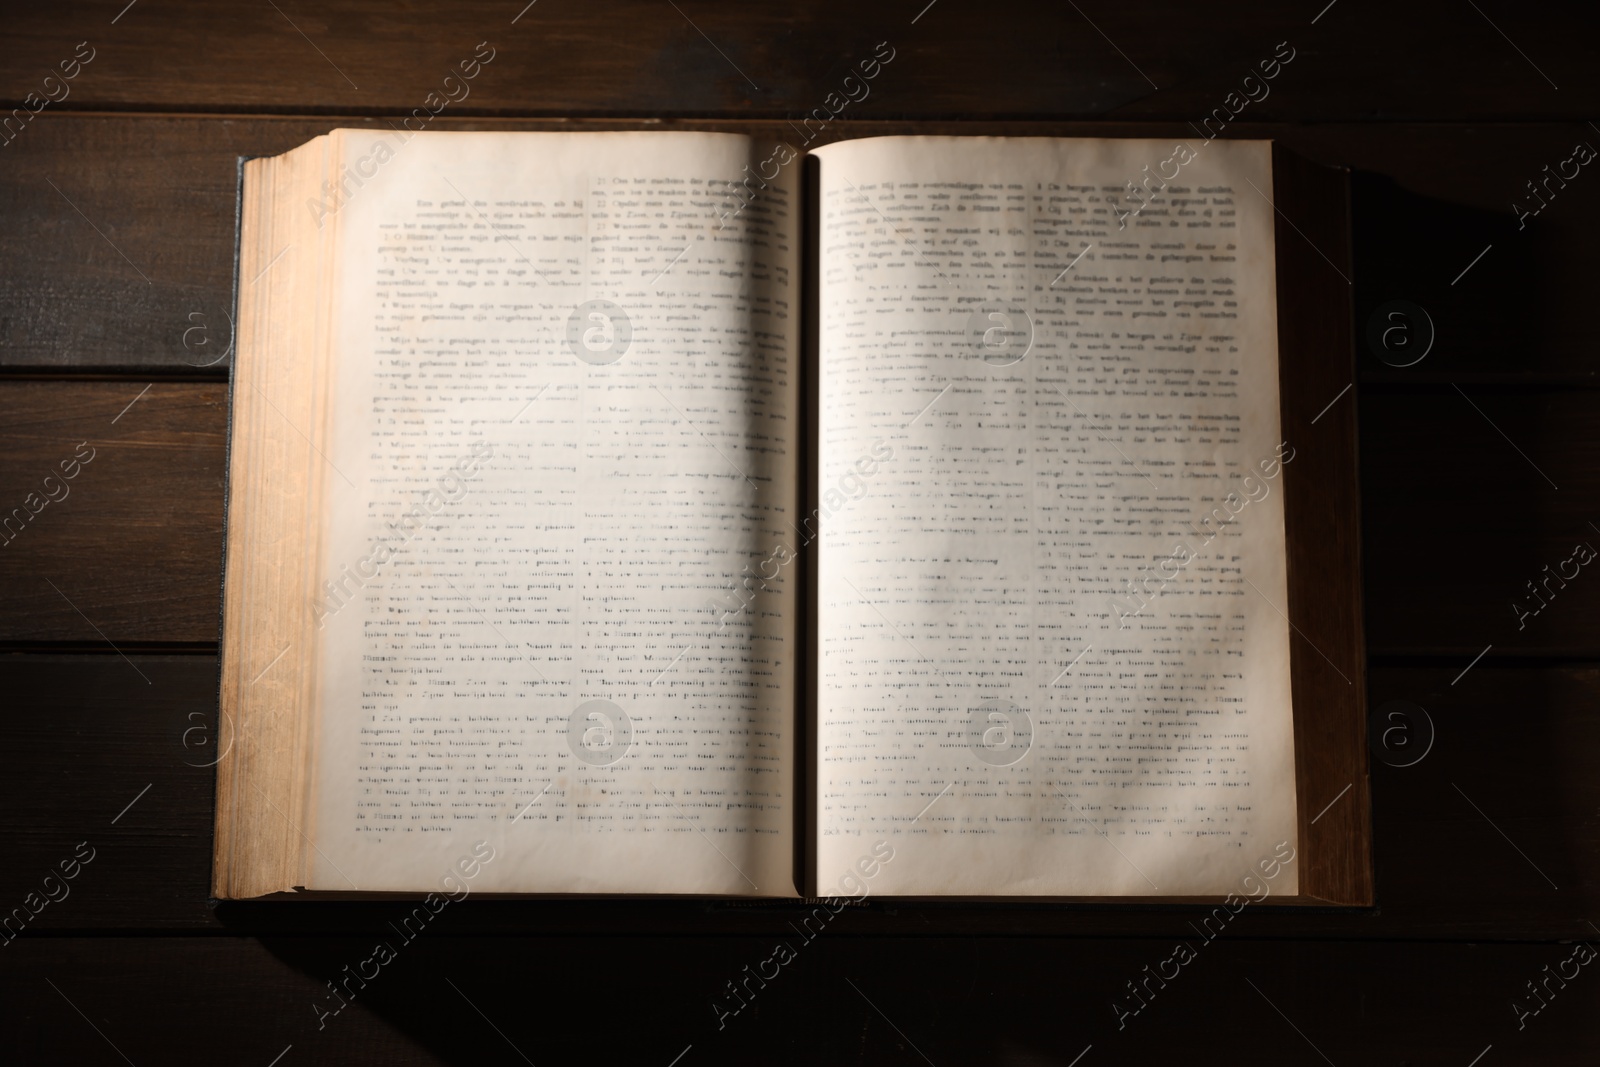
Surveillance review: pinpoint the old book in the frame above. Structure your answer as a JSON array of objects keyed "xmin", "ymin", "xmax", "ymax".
[{"xmin": 215, "ymin": 128, "xmax": 1369, "ymax": 903}]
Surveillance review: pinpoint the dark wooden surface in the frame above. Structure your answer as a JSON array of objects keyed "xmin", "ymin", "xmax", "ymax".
[{"xmin": 3, "ymin": 2, "xmax": 1598, "ymax": 1063}]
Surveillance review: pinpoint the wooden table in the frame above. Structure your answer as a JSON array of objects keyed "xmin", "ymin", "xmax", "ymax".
[{"xmin": 2, "ymin": 2, "xmax": 1597, "ymax": 1063}]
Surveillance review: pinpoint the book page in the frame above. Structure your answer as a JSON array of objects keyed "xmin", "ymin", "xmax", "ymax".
[
  {"xmin": 810, "ymin": 136, "xmax": 1298, "ymax": 896},
  {"xmin": 307, "ymin": 130, "xmax": 801, "ymax": 894}
]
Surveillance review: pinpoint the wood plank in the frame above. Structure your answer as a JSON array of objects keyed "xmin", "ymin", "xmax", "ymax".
[
  {"xmin": 4, "ymin": 655, "xmax": 1596, "ymax": 940},
  {"xmin": 2, "ymin": 115, "xmax": 1597, "ymax": 374},
  {"xmin": 1360, "ymin": 388, "xmax": 1600, "ymax": 656},
  {"xmin": 0, "ymin": 381, "xmax": 225, "ymax": 644},
  {"xmin": 0, "ymin": 116, "xmax": 323, "ymax": 372},
  {"xmin": 1, "ymin": 0, "xmax": 1594, "ymax": 119},
  {"xmin": 3, "ymin": 935, "xmax": 1594, "ymax": 1064}
]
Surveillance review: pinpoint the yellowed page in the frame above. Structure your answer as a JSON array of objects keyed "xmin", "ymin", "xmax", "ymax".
[
  {"xmin": 308, "ymin": 130, "xmax": 800, "ymax": 894},
  {"xmin": 810, "ymin": 135, "xmax": 1297, "ymax": 896},
  {"xmin": 215, "ymin": 135, "xmax": 339, "ymax": 898}
]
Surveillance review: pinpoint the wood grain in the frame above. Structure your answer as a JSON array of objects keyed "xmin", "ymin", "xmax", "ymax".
[
  {"xmin": 1, "ymin": 0, "xmax": 1594, "ymax": 120},
  {"xmin": 0, "ymin": 117, "xmax": 321, "ymax": 372},
  {"xmin": 1360, "ymin": 388, "xmax": 1600, "ymax": 657},
  {"xmin": 0, "ymin": 380, "xmax": 225, "ymax": 645}
]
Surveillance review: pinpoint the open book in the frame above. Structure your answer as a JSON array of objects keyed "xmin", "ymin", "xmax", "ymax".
[{"xmin": 215, "ymin": 129, "xmax": 1366, "ymax": 901}]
